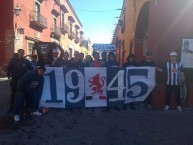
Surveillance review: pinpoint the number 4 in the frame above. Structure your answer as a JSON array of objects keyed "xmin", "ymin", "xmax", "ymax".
[{"xmin": 107, "ymin": 70, "xmax": 125, "ymax": 102}]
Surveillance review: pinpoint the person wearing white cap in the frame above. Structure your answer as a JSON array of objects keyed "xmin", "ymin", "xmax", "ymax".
[{"xmin": 164, "ymin": 51, "xmax": 185, "ymax": 111}]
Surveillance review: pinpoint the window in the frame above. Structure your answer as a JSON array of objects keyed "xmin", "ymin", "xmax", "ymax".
[
  {"xmin": 69, "ymin": 22, "xmax": 73, "ymax": 34},
  {"xmin": 61, "ymin": 13, "xmax": 65, "ymax": 28},
  {"xmin": 53, "ymin": 17, "xmax": 57, "ymax": 26},
  {"xmin": 35, "ymin": 2, "xmax": 40, "ymax": 13},
  {"xmin": 69, "ymin": 48, "xmax": 72, "ymax": 59},
  {"xmin": 75, "ymin": 28, "xmax": 78, "ymax": 37}
]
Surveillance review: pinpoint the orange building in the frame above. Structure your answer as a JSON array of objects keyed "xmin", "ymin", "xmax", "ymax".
[
  {"xmin": 0, "ymin": 0, "xmax": 92, "ymax": 66},
  {"xmin": 114, "ymin": 0, "xmax": 193, "ymax": 107}
]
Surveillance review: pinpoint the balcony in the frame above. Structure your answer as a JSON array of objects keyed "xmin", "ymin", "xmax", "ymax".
[
  {"xmin": 61, "ymin": 24, "xmax": 68, "ymax": 34},
  {"xmin": 68, "ymin": 31, "xmax": 75, "ymax": 40},
  {"xmin": 51, "ymin": 25, "xmax": 61, "ymax": 39},
  {"xmin": 75, "ymin": 36, "xmax": 79, "ymax": 44},
  {"xmin": 30, "ymin": 11, "xmax": 47, "ymax": 29},
  {"xmin": 51, "ymin": 8, "xmax": 60, "ymax": 17},
  {"xmin": 61, "ymin": 5, "xmax": 68, "ymax": 13},
  {"xmin": 54, "ymin": 0, "xmax": 60, "ymax": 5}
]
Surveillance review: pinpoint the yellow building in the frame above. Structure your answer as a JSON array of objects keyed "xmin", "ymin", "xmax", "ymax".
[
  {"xmin": 60, "ymin": 0, "xmax": 92, "ymax": 58},
  {"xmin": 113, "ymin": 0, "xmax": 150, "ymax": 65},
  {"xmin": 113, "ymin": 0, "xmax": 193, "ymax": 107}
]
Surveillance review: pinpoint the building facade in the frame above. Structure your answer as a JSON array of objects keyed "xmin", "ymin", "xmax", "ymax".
[
  {"xmin": 113, "ymin": 0, "xmax": 193, "ymax": 107},
  {"xmin": 0, "ymin": 0, "xmax": 92, "ymax": 66}
]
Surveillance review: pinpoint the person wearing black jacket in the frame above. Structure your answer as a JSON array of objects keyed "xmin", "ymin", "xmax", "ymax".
[
  {"xmin": 122, "ymin": 53, "xmax": 138, "ymax": 110},
  {"xmin": 122, "ymin": 53, "xmax": 138, "ymax": 67},
  {"xmin": 139, "ymin": 51, "xmax": 162, "ymax": 108},
  {"xmin": 7, "ymin": 49, "xmax": 32, "ymax": 113},
  {"xmin": 105, "ymin": 52, "xmax": 121, "ymax": 111},
  {"xmin": 68, "ymin": 51, "xmax": 84, "ymax": 68},
  {"xmin": 106, "ymin": 52, "xmax": 119, "ymax": 67},
  {"xmin": 14, "ymin": 66, "xmax": 46, "ymax": 122}
]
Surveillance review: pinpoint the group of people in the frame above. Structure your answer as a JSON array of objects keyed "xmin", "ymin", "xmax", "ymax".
[
  {"xmin": 6, "ymin": 45, "xmax": 185, "ymax": 122},
  {"xmin": 7, "ymin": 49, "xmax": 46, "ymax": 122}
]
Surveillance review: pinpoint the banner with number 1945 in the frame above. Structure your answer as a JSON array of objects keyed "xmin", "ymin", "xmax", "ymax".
[{"xmin": 40, "ymin": 67, "xmax": 155, "ymax": 108}]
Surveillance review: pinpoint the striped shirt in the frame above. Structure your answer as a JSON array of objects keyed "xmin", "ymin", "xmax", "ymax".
[{"xmin": 166, "ymin": 62, "xmax": 183, "ymax": 85}]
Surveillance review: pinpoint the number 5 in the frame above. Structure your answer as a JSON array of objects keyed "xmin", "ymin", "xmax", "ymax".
[{"xmin": 126, "ymin": 68, "xmax": 148, "ymax": 98}]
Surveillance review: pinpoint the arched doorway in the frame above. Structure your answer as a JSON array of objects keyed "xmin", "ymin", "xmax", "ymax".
[{"xmin": 134, "ymin": 2, "xmax": 150, "ymax": 62}]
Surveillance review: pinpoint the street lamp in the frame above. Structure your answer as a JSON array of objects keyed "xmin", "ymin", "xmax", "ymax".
[{"xmin": 14, "ymin": 5, "xmax": 21, "ymax": 16}]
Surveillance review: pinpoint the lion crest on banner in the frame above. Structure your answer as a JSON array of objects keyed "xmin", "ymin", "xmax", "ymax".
[{"xmin": 89, "ymin": 73, "xmax": 105, "ymax": 95}]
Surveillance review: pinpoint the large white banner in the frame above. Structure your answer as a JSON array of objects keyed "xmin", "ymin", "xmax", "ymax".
[
  {"xmin": 181, "ymin": 39, "xmax": 193, "ymax": 68},
  {"xmin": 40, "ymin": 67, "xmax": 155, "ymax": 108},
  {"xmin": 85, "ymin": 67, "xmax": 107, "ymax": 107}
]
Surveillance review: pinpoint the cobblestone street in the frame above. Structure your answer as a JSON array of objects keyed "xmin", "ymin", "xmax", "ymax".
[{"xmin": 0, "ymin": 79, "xmax": 193, "ymax": 145}]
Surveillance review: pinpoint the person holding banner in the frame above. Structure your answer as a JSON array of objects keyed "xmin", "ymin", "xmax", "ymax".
[
  {"xmin": 139, "ymin": 51, "xmax": 162, "ymax": 108},
  {"xmin": 122, "ymin": 53, "xmax": 138, "ymax": 110},
  {"xmin": 51, "ymin": 48, "xmax": 64, "ymax": 67},
  {"xmin": 84, "ymin": 55, "xmax": 93, "ymax": 67},
  {"xmin": 30, "ymin": 54, "xmax": 38, "ymax": 69},
  {"xmin": 101, "ymin": 52, "xmax": 108, "ymax": 67},
  {"xmin": 164, "ymin": 52, "xmax": 184, "ymax": 111},
  {"xmin": 79, "ymin": 52, "xmax": 86, "ymax": 65},
  {"xmin": 139, "ymin": 51, "xmax": 156, "ymax": 108},
  {"xmin": 68, "ymin": 51, "xmax": 84, "ymax": 68},
  {"xmin": 106, "ymin": 52, "xmax": 119, "ymax": 67},
  {"xmin": 90, "ymin": 52, "xmax": 102, "ymax": 67},
  {"xmin": 106, "ymin": 52, "xmax": 121, "ymax": 111},
  {"xmin": 61, "ymin": 51, "xmax": 70, "ymax": 68},
  {"xmin": 33, "ymin": 42, "xmax": 64, "ymax": 67},
  {"xmin": 14, "ymin": 65, "xmax": 46, "ymax": 122}
]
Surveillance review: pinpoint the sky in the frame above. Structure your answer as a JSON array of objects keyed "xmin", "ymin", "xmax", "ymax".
[{"xmin": 69, "ymin": 0, "xmax": 124, "ymax": 44}]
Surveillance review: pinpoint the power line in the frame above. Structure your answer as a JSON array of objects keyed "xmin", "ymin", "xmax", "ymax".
[{"xmin": 73, "ymin": 7, "xmax": 121, "ymax": 13}]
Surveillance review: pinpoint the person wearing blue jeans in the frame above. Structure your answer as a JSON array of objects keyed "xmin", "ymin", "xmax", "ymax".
[{"xmin": 14, "ymin": 66, "xmax": 45, "ymax": 122}]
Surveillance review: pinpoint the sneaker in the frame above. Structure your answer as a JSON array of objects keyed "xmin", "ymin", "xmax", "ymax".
[
  {"xmin": 33, "ymin": 111, "xmax": 42, "ymax": 116},
  {"xmin": 177, "ymin": 106, "xmax": 182, "ymax": 112},
  {"xmin": 14, "ymin": 115, "xmax": 20, "ymax": 122},
  {"xmin": 164, "ymin": 105, "xmax": 169, "ymax": 111}
]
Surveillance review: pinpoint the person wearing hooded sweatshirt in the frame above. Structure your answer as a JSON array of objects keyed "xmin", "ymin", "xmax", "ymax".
[
  {"xmin": 106, "ymin": 52, "xmax": 121, "ymax": 111},
  {"xmin": 122, "ymin": 53, "xmax": 138, "ymax": 110},
  {"xmin": 106, "ymin": 52, "xmax": 119, "ymax": 67},
  {"xmin": 14, "ymin": 66, "xmax": 46, "ymax": 122}
]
